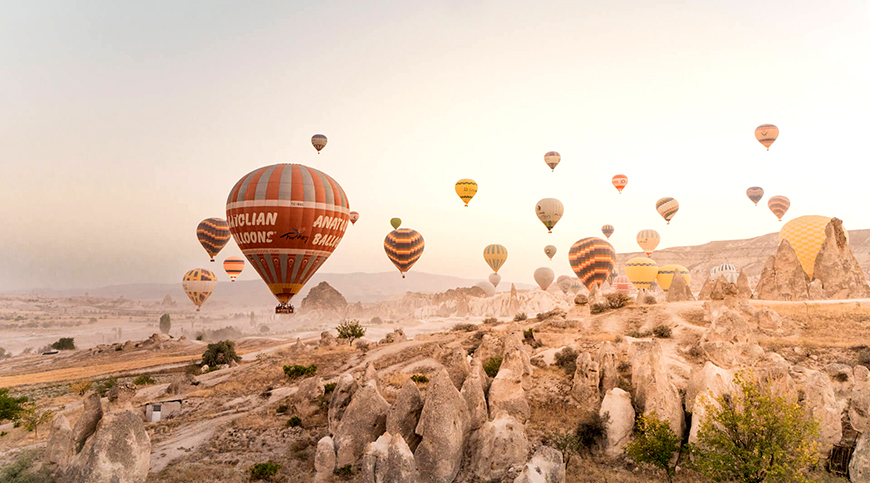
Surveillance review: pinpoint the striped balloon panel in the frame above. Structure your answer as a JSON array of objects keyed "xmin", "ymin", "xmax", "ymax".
[
  {"xmin": 197, "ymin": 218, "xmax": 231, "ymax": 259},
  {"xmin": 226, "ymin": 164, "xmax": 350, "ymax": 304},
  {"xmin": 767, "ymin": 196, "xmax": 790, "ymax": 221},
  {"xmin": 625, "ymin": 257, "xmax": 659, "ymax": 290},
  {"xmin": 780, "ymin": 215, "xmax": 833, "ymax": 279},
  {"xmin": 613, "ymin": 275, "xmax": 632, "ymax": 294},
  {"xmin": 384, "ymin": 228, "xmax": 425, "ymax": 274},
  {"xmin": 754, "ymin": 124, "xmax": 778, "ymax": 149},
  {"xmin": 568, "ymin": 237, "xmax": 616, "ymax": 290},
  {"xmin": 746, "ymin": 187, "xmax": 764, "ymax": 205},
  {"xmin": 601, "ymin": 225, "xmax": 614, "ymax": 239},
  {"xmin": 656, "ymin": 198, "xmax": 679, "ymax": 223},
  {"xmin": 223, "ymin": 257, "xmax": 245, "ymax": 281},
  {"xmin": 612, "ymin": 174, "xmax": 628, "ymax": 193},
  {"xmin": 636, "ymin": 229, "xmax": 660, "ymax": 255},
  {"xmin": 182, "ymin": 268, "xmax": 217, "ymax": 308},
  {"xmin": 544, "ymin": 151, "xmax": 561, "ymax": 170},
  {"xmin": 455, "ymin": 179, "xmax": 478, "ymax": 205},
  {"xmin": 656, "ymin": 264, "xmax": 690, "ymax": 292},
  {"xmin": 483, "ymin": 244, "xmax": 508, "ymax": 273},
  {"xmin": 311, "ymin": 134, "xmax": 328, "ymax": 151}
]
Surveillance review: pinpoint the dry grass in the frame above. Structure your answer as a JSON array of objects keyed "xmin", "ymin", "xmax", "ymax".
[
  {"xmin": 679, "ymin": 308, "xmax": 708, "ymax": 327},
  {"xmin": 754, "ymin": 302, "xmax": 870, "ymax": 349},
  {"xmin": 0, "ymin": 355, "xmax": 201, "ymax": 388}
]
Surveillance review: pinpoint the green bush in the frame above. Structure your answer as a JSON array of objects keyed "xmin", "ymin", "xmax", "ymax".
[
  {"xmin": 249, "ymin": 461, "xmax": 282, "ymax": 481},
  {"xmin": 604, "ymin": 292, "xmax": 632, "ymax": 309},
  {"xmin": 0, "ymin": 450, "xmax": 55, "ymax": 483},
  {"xmin": 483, "ymin": 357, "xmax": 503, "ymax": 378},
  {"xmin": 283, "ymin": 364, "xmax": 317, "ymax": 379},
  {"xmin": 0, "ymin": 431, "xmax": 6, "ymax": 437},
  {"xmin": 94, "ymin": 378, "xmax": 117, "ymax": 397},
  {"xmin": 483, "ymin": 317, "xmax": 499, "ymax": 325},
  {"xmin": 133, "ymin": 375, "xmax": 155, "ymax": 386},
  {"xmin": 644, "ymin": 295, "xmax": 657, "ymax": 305},
  {"xmin": 575, "ymin": 412, "xmax": 608, "ymax": 452},
  {"xmin": 324, "ymin": 382, "xmax": 337, "ymax": 393},
  {"xmin": 19, "ymin": 404, "xmax": 54, "ymax": 437},
  {"xmin": 590, "ymin": 303, "xmax": 609, "ymax": 314},
  {"xmin": 334, "ymin": 465, "xmax": 354, "ymax": 477},
  {"xmin": 51, "ymin": 338, "xmax": 75, "ymax": 350},
  {"xmin": 286, "ymin": 416, "xmax": 302, "ymax": 428},
  {"xmin": 513, "ymin": 312, "xmax": 527, "ymax": 322},
  {"xmin": 0, "ymin": 388, "xmax": 28, "ymax": 423},
  {"xmin": 653, "ymin": 325, "xmax": 672, "ymax": 338},
  {"xmin": 626, "ymin": 412, "xmax": 683, "ymax": 483},
  {"xmin": 554, "ymin": 347, "xmax": 578, "ymax": 375},
  {"xmin": 201, "ymin": 340, "xmax": 241, "ymax": 367},
  {"xmin": 410, "ymin": 374, "xmax": 429, "ymax": 383},
  {"xmin": 452, "ymin": 323, "xmax": 477, "ymax": 332},
  {"xmin": 336, "ymin": 319, "xmax": 366, "ymax": 345},
  {"xmin": 276, "ymin": 404, "xmax": 289, "ymax": 414}
]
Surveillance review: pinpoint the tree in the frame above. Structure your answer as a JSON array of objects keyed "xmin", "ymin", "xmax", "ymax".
[
  {"xmin": 625, "ymin": 412, "xmax": 683, "ymax": 483},
  {"xmin": 51, "ymin": 338, "xmax": 75, "ymax": 350},
  {"xmin": 159, "ymin": 314, "xmax": 171, "ymax": 334},
  {"xmin": 336, "ymin": 319, "xmax": 366, "ymax": 345},
  {"xmin": 0, "ymin": 388, "xmax": 28, "ymax": 422},
  {"xmin": 201, "ymin": 340, "xmax": 241, "ymax": 367},
  {"xmin": 19, "ymin": 404, "xmax": 54, "ymax": 438},
  {"xmin": 692, "ymin": 372, "xmax": 820, "ymax": 483},
  {"xmin": 70, "ymin": 381, "xmax": 93, "ymax": 396}
]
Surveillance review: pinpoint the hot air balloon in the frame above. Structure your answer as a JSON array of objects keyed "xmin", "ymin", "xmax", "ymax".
[
  {"xmin": 636, "ymin": 229, "xmax": 661, "ymax": 256},
  {"xmin": 311, "ymin": 134, "xmax": 328, "ymax": 153},
  {"xmin": 746, "ymin": 187, "xmax": 764, "ymax": 206},
  {"xmin": 544, "ymin": 151, "xmax": 561, "ymax": 172},
  {"xmin": 197, "ymin": 218, "xmax": 231, "ymax": 262},
  {"xmin": 223, "ymin": 257, "xmax": 245, "ymax": 282},
  {"xmin": 768, "ymin": 196, "xmax": 790, "ymax": 221},
  {"xmin": 483, "ymin": 244, "xmax": 508, "ymax": 273},
  {"xmin": 384, "ymin": 228, "xmax": 425, "ymax": 278},
  {"xmin": 656, "ymin": 264, "xmax": 690, "ymax": 292},
  {"xmin": 349, "ymin": 211, "xmax": 360, "ymax": 225},
  {"xmin": 601, "ymin": 225, "xmax": 615, "ymax": 239},
  {"xmin": 556, "ymin": 275, "xmax": 573, "ymax": 293},
  {"xmin": 568, "ymin": 237, "xmax": 616, "ymax": 290},
  {"xmin": 544, "ymin": 245, "xmax": 557, "ymax": 261},
  {"xmin": 535, "ymin": 198, "xmax": 564, "ymax": 233},
  {"xmin": 455, "ymin": 179, "xmax": 478, "ymax": 207},
  {"xmin": 182, "ymin": 268, "xmax": 217, "ymax": 312},
  {"xmin": 390, "ymin": 217, "xmax": 402, "ymax": 229},
  {"xmin": 489, "ymin": 273, "xmax": 502, "ymax": 289},
  {"xmin": 226, "ymin": 164, "xmax": 350, "ymax": 314},
  {"xmin": 656, "ymin": 198, "xmax": 679, "ymax": 224},
  {"xmin": 780, "ymin": 215, "xmax": 836, "ymax": 279},
  {"xmin": 625, "ymin": 257, "xmax": 659, "ymax": 290},
  {"xmin": 534, "ymin": 267, "xmax": 555, "ymax": 290},
  {"xmin": 710, "ymin": 263, "xmax": 739, "ymax": 284},
  {"xmin": 612, "ymin": 174, "xmax": 628, "ymax": 194},
  {"xmin": 754, "ymin": 124, "xmax": 778, "ymax": 150},
  {"xmin": 475, "ymin": 281, "xmax": 496, "ymax": 297},
  {"xmin": 613, "ymin": 275, "xmax": 632, "ymax": 295}
]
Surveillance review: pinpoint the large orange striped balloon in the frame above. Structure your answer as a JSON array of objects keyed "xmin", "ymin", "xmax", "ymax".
[
  {"xmin": 746, "ymin": 187, "xmax": 764, "ymax": 206},
  {"xmin": 223, "ymin": 257, "xmax": 245, "ymax": 282},
  {"xmin": 767, "ymin": 195, "xmax": 790, "ymax": 221},
  {"xmin": 182, "ymin": 268, "xmax": 217, "ymax": 312},
  {"xmin": 226, "ymin": 164, "xmax": 350, "ymax": 308},
  {"xmin": 612, "ymin": 174, "xmax": 628, "ymax": 194},
  {"xmin": 384, "ymin": 228, "xmax": 425, "ymax": 278},
  {"xmin": 656, "ymin": 197, "xmax": 679, "ymax": 224},
  {"xmin": 754, "ymin": 124, "xmax": 778, "ymax": 150},
  {"xmin": 569, "ymin": 237, "xmax": 616, "ymax": 290}
]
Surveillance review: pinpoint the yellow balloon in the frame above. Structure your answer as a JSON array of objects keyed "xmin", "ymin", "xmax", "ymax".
[
  {"xmin": 656, "ymin": 264, "xmax": 690, "ymax": 292},
  {"xmin": 625, "ymin": 257, "xmax": 659, "ymax": 290},
  {"xmin": 483, "ymin": 244, "xmax": 508, "ymax": 273},
  {"xmin": 455, "ymin": 179, "xmax": 478, "ymax": 206},
  {"xmin": 779, "ymin": 215, "xmax": 838, "ymax": 279}
]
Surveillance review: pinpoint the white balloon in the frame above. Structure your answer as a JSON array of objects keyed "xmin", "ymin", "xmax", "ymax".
[
  {"xmin": 488, "ymin": 272, "xmax": 502, "ymax": 289},
  {"xmin": 534, "ymin": 267, "xmax": 555, "ymax": 290}
]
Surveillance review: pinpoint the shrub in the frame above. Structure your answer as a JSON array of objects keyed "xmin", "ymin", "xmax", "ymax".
[
  {"xmin": 483, "ymin": 357, "xmax": 503, "ymax": 378},
  {"xmin": 334, "ymin": 465, "xmax": 354, "ymax": 477},
  {"xmin": 195, "ymin": 332, "xmax": 204, "ymax": 341},
  {"xmin": 0, "ymin": 388, "xmax": 28, "ymax": 422},
  {"xmin": 452, "ymin": 323, "xmax": 476, "ymax": 332},
  {"xmin": 590, "ymin": 303, "xmax": 609, "ymax": 314},
  {"xmin": 652, "ymin": 325, "xmax": 672, "ymax": 338},
  {"xmin": 324, "ymin": 382, "xmax": 337, "ymax": 393},
  {"xmin": 286, "ymin": 416, "xmax": 302, "ymax": 428},
  {"xmin": 617, "ymin": 361, "xmax": 631, "ymax": 373},
  {"xmin": 513, "ymin": 312, "xmax": 527, "ymax": 322},
  {"xmin": 370, "ymin": 316, "xmax": 383, "ymax": 325},
  {"xmin": 613, "ymin": 335, "xmax": 623, "ymax": 343},
  {"xmin": 336, "ymin": 319, "xmax": 366, "ymax": 345},
  {"xmin": 554, "ymin": 347, "xmax": 578, "ymax": 375},
  {"xmin": 644, "ymin": 295, "xmax": 657, "ymax": 305},
  {"xmin": 604, "ymin": 292, "xmax": 632, "ymax": 309},
  {"xmin": 19, "ymin": 404, "xmax": 54, "ymax": 437},
  {"xmin": 284, "ymin": 364, "xmax": 317, "ymax": 379},
  {"xmin": 536, "ymin": 308, "xmax": 566, "ymax": 321},
  {"xmin": 858, "ymin": 348, "xmax": 870, "ymax": 368},
  {"xmin": 625, "ymin": 412, "xmax": 683, "ymax": 483},
  {"xmin": 201, "ymin": 340, "xmax": 241, "ymax": 367},
  {"xmin": 692, "ymin": 372, "xmax": 820, "ymax": 483},
  {"xmin": 51, "ymin": 338, "xmax": 75, "ymax": 351},
  {"xmin": 70, "ymin": 381, "xmax": 93, "ymax": 396},
  {"xmin": 0, "ymin": 431, "xmax": 6, "ymax": 437},
  {"xmin": 410, "ymin": 374, "xmax": 429, "ymax": 383},
  {"xmin": 159, "ymin": 313, "xmax": 171, "ymax": 334},
  {"xmin": 94, "ymin": 378, "xmax": 117, "ymax": 397},
  {"xmin": 523, "ymin": 328, "xmax": 535, "ymax": 342},
  {"xmin": 483, "ymin": 317, "xmax": 499, "ymax": 325},
  {"xmin": 834, "ymin": 372, "xmax": 850, "ymax": 383},
  {"xmin": 0, "ymin": 450, "xmax": 55, "ymax": 483},
  {"xmin": 575, "ymin": 412, "xmax": 609, "ymax": 453},
  {"xmin": 259, "ymin": 325, "xmax": 270, "ymax": 333},
  {"xmin": 133, "ymin": 375, "xmax": 155, "ymax": 386},
  {"xmin": 250, "ymin": 461, "xmax": 282, "ymax": 481},
  {"xmin": 276, "ymin": 404, "xmax": 289, "ymax": 414}
]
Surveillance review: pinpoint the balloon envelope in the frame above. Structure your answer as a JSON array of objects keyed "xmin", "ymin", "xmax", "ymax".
[
  {"xmin": 455, "ymin": 179, "xmax": 478, "ymax": 206},
  {"xmin": 613, "ymin": 275, "xmax": 632, "ymax": 295},
  {"xmin": 489, "ymin": 272, "xmax": 502, "ymax": 289},
  {"xmin": 612, "ymin": 174, "xmax": 628, "ymax": 193},
  {"xmin": 710, "ymin": 263, "xmax": 739, "ymax": 284},
  {"xmin": 544, "ymin": 151, "xmax": 561, "ymax": 171},
  {"xmin": 534, "ymin": 267, "xmax": 555, "ymax": 290},
  {"xmin": 197, "ymin": 218, "xmax": 231, "ymax": 262},
  {"xmin": 483, "ymin": 244, "xmax": 508, "ymax": 273},
  {"xmin": 568, "ymin": 237, "xmax": 616, "ymax": 290},
  {"xmin": 625, "ymin": 257, "xmax": 659, "ymax": 290},
  {"xmin": 656, "ymin": 264, "xmax": 690, "ymax": 292},
  {"xmin": 636, "ymin": 229, "xmax": 661, "ymax": 256},
  {"xmin": 746, "ymin": 187, "xmax": 764, "ymax": 206},
  {"xmin": 311, "ymin": 134, "xmax": 327, "ymax": 152},
  {"xmin": 754, "ymin": 124, "xmax": 778, "ymax": 150},
  {"xmin": 475, "ymin": 281, "xmax": 496, "ymax": 297},
  {"xmin": 384, "ymin": 228, "xmax": 425, "ymax": 277},
  {"xmin": 544, "ymin": 245, "xmax": 557, "ymax": 260},
  {"xmin": 656, "ymin": 198, "xmax": 679, "ymax": 224},
  {"xmin": 223, "ymin": 257, "xmax": 245, "ymax": 282},
  {"xmin": 182, "ymin": 268, "xmax": 217, "ymax": 311},
  {"xmin": 535, "ymin": 198, "xmax": 564, "ymax": 233},
  {"xmin": 601, "ymin": 225, "xmax": 615, "ymax": 239},
  {"xmin": 349, "ymin": 211, "xmax": 360, "ymax": 225},
  {"xmin": 768, "ymin": 196, "xmax": 790, "ymax": 221},
  {"xmin": 226, "ymin": 164, "xmax": 350, "ymax": 305},
  {"xmin": 780, "ymin": 215, "xmax": 835, "ymax": 279},
  {"xmin": 390, "ymin": 217, "xmax": 402, "ymax": 229}
]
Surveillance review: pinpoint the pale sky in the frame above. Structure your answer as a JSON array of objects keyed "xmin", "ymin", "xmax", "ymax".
[{"xmin": 2, "ymin": 0, "xmax": 869, "ymax": 292}]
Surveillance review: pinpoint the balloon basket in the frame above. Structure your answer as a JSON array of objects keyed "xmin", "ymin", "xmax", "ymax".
[
  {"xmin": 210, "ymin": 259, "xmax": 215, "ymax": 262},
  {"xmin": 276, "ymin": 304, "xmax": 295, "ymax": 314}
]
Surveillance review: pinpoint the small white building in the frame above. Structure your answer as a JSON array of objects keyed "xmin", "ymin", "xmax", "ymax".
[{"xmin": 143, "ymin": 399, "xmax": 183, "ymax": 422}]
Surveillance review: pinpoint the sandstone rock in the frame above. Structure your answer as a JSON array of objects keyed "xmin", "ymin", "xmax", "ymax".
[
  {"xmin": 107, "ymin": 382, "xmax": 137, "ymax": 411},
  {"xmin": 415, "ymin": 368, "xmax": 469, "ymax": 483},
  {"xmin": 666, "ymin": 271, "xmax": 695, "ymax": 302},
  {"xmin": 851, "ymin": 431, "xmax": 870, "ymax": 482},
  {"xmin": 736, "ymin": 270, "xmax": 752, "ymax": 298},
  {"xmin": 334, "ymin": 383, "xmax": 390, "ymax": 467},
  {"xmin": 472, "ymin": 416, "xmax": 529, "ymax": 481},
  {"xmin": 600, "ymin": 388, "xmax": 635, "ymax": 457},
  {"xmin": 302, "ymin": 281, "xmax": 348, "ymax": 313},
  {"xmin": 755, "ymin": 238, "xmax": 810, "ymax": 300},
  {"xmin": 852, "ymin": 365, "xmax": 870, "ymax": 433},
  {"xmin": 514, "ymin": 445, "xmax": 565, "ymax": 483},
  {"xmin": 826, "ymin": 363, "xmax": 854, "ymax": 413},
  {"xmin": 700, "ymin": 308, "xmax": 763, "ymax": 369},
  {"xmin": 47, "ymin": 413, "xmax": 74, "ymax": 466},
  {"xmin": 380, "ymin": 329, "xmax": 407, "ymax": 344},
  {"xmin": 73, "ymin": 393, "xmax": 103, "ymax": 452},
  {"xmin": 296, "ymin": 376, "xmax": 325, "ymax": 418},
  {"xmin": 509, "ymin": 283, "xmax": 521, "ymax": 314},
  {"xmin": 755, "ymin": 307, "xmax": 785, "ymax": 334},
  {"xmin": 443, "ymin": 347, "xmax": 471, "ymax": 390},
  {"xmin": 386, "ymin": 379, "xmax": 424, "ymax": 452},
  {"xmin": 755, "ymin": 352, "xmax": 797, "ymax": 399},
  {"xmin": 315, "ymin": 436, "xmax": 336, "ymax": 478},
  {"xmin": 504, "ymin": 332, "xmax": 533, "ymax": 378},
  {"xmin": 65, "ymin": 410, "xmax": 151, "ymax": 483},
  {"xmin": 364, "ymin": 362, "xmax": 380, "ymax": 389},
  {"xmin": 701, "ymin": 341, "xmax": 764, "ymax": 370},
  {"xmin": 329, "ymin": 373, "xmax": 359, "ymax": 434},
  {"xmin": 685, "ymin": 362, "xmax": 734, "ymax": 443},
  {"xmin": 807, "ymin": 279, "xmax": 825, "ymax": 300},
  {"xmin": 698, "ymin": 276, "xmax": 714, "ymax": 300},
  {"xmin": 362, "ymin": 432, "xmax": 417, "ymax": 483},
  {"xmin": 813, "ymin": 218, "xmax": 870, "ymax": 299},
  {"xmin": 629, "ymin": 341, "xmax": 685, "ymax": 437},
  {"xmin": 489, "ymin": 348, "xmax": 531, "ymax": 423},
  {"xmin": 571, "ymin": 352, "xmax": 600, "ymax": 408},
  {"xmin": 574, "ymin": 294, "xmax": 588, "ymax": 305},
  {"xmin": 790, "ymin": 366, "xmax": 842, "ymax": 452},
  {"xmin": 475, "ymin": 334, "xmax": 505, "ymax": 366},
  {"xmin": 165, "ymin": 374, "xmax": 197, "ymax": 396},
  {"xmin": 597, "ymin": 342, "xmax": 619, "ymax": 393},
  {"xmin": 320, "ymin": 331, "xmax": 338, "ymax": 347},
  {"xmin": 460, "ymin": 362, "xmax": 488, "ymax": 431}
]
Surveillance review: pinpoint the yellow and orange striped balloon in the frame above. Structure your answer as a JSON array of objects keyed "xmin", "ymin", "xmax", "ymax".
[
  {"xmin": 612, "ymin": 174, "xmax": 628, "ymax": 194},
  {"xmin": 767, "ymin": 195, "xmax": 790, "ymax": 221},
  {"xmin": 754, "ymin": 124, "xmax": 778, "ymax": 150},
  {"xmin": 779, "ymin": 215, "xmax": 836, "ymax": 279},
  {"xmin": 223, "ymin": 257, "xmax": 245, "ymax": 282},
  {"xmin": 455, "ymin": 179, "xmax": 478, "ymax": 207}
]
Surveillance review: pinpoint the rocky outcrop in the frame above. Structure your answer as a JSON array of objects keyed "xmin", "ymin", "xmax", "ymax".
[
  {"xmin": 509, "ymin": 283, "xmax": 521, "ymax": 314},
  {"xmin": 489, "ymin": 348, "xmax": 531, "ymax": 423},
  {"xmin": 73, "ymin": 393, "xmax": 103, "ymax": 452},
  {"xmin": 364, "ymin": 362, "xmax": 380, "ymax": 390},
  {"xmin": 851, "ymin": 432, "xmax": 870, "ymax": 483},
  {"xmin": 460, "ymin": 362, "xmax": 488, "ymax": 431},
  {"xmin": 47, "ymin": 414, "xmax": 74, "ymax": 466},
  {"xmin": 813, "ymin": 218, "xmax": 870, "ymax": 299},
  {"xmin": 362, "ymin": 433, "xmax": 417, "ymax": 483},
  {"xmin": 471, "ymin": 415, "xmax": 529, "ymax": 481},
  {"xmin": 685, "ymin": 362, "xmax": 734, "ymax": 443},
  {"xmin": 329, "ymin": 373, "xmax": 359, "ymax": 434},
  {"xmin": 415, "ymin": 368, "xmax": 469, "ymax": 483},
  {"xmin": 755, "ymin": 239, "xmax": 811, "ymax": 300},
  {"xmin": 599, "ymin": 388, "xmax": 635, "ymax": 457},
  {"xmin": 826, "ymin": 363, "xmax": 853, "ymax": 413},
  {"xmin": 503, "ymin": 332, "xmax": 533, "ymax": 379},
  {"xmin": 315, "ymin": 436, "xmax": 336, "ymax": 481},
  {"xmin": 334, "ymin": 384, "xmax": 390, "ymax": 467},
  {"xmin": 514, "ymin": 446, "xmax": 565, "ymax": 483},
  {"xmin": 475, "ymin": 334, "xmax": 505, "ymax": 368},
  {"xmin": 64, "ymin": 410, "xmax": 151, "ymax": 483},
  {"xmin": 597, "ymin": 342, "xmax": 619, "ymax": 393},
  {"xmin": 320, "ymin": 331, "xmax": 338, "ymax": 347},
  {"xmin": 851, "ymin": 365, "xmax": 870, "ymax": 433},
  {"xmin": 165, "ymin": 374, "xmax": 197, "ymax": 396},
  {"xmin": 666, "ymin": 270, "xmax": 695, "ymax": 302},
  {"xmin": 379, "ymin": 329, "xmax": 407, "ymax": 344},
  {"xmin": 296, "ymin": 376, "xmax": 325, "ymax": 418},
  {"xmin": 630, "ymin": 341, "xmax": 685, "ymax": 437},
  {"xmin": 790, "ymin": 366, "xmax": 842, "ymax": 452},
  {"xmin": 571, "ymin": 352, "xmax": 600, "ymax": 409},
  {"xmin": 386, "ymin": 379, "xmax": 424, "ymax": 452},
  {"xmin": 301, "ymin": 281, "xmax": 348, "ymax": 313},
  {"xmin": 736, "ymin": 271, "xmax": 752, "ymax": 298},
  {"xmin": 700, "ymin": 309, "xmax": 763, "ymax": 369},
  {"xmin": 443, "ymin": 348, "xmax": 471, "ymax": 390}
]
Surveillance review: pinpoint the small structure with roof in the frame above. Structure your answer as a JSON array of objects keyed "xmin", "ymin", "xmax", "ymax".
[{"xmin": 143, "ymin": 398, "xmax": 183, "ymax": 422}]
